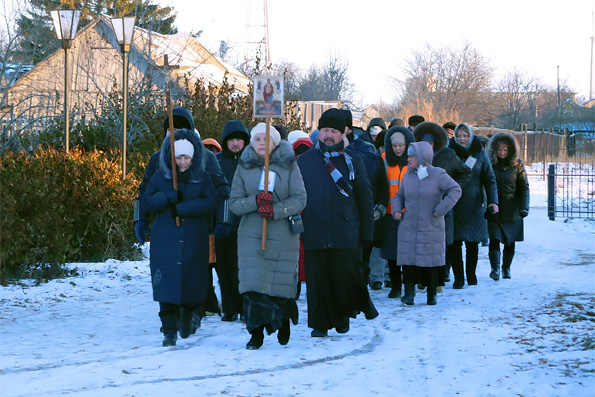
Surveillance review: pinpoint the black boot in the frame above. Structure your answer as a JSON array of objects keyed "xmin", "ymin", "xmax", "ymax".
[
  {"xmin": 388, "ymin": 262, "xmax": 402, "ymax": 299},
  {"xmin": 179, "ymin": 306, "xmax": 197, "ymax": 339},
  {"xmin": 502, "ymin": 251, "xmax": 514, "ymax": 279},
  {"xmin": 401, "ymin": 283, "xmax": 415, "ymax": 305},
  {"xmin": 465, "ymin": 243, "xmax": 478, "ymax": 285},
  {"xmin": 160, "ymin": 312, "xmax": 178, "ymax": 347},
  {"xmin": 451, "ymin": 244, "xmax": 465, "ymax": 289},
  {"xmin": 277, "ymin": 319, "xmax": 290, "ymax": 345},
  {"xmin": 489, "ymin": 251, "xmax": 501, "ymax": 281},
  {"xmin": 426, "ymin": 286, "xmax": 437, "ymax": 305},
  {"xmin": 246, "ymin": 326, "xmax": 264, "ymax": 350}
]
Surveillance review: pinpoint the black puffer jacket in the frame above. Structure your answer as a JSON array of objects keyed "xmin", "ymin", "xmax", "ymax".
[
  {"xmin": 449, "ymin": 125, "xmax": 498, "ymax": 243},
  {"xmin": 487, "ymin": 132, "xmax": 530, "ymax": 223}
]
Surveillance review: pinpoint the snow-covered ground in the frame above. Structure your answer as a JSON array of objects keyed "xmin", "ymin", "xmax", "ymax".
[{"xmin": 1, "ymin": 171, "xmax": 594, "ymax": 396}]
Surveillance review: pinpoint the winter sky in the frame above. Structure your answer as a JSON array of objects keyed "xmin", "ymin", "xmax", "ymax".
[{"xmin": 166, "ymin": 0, "xmax": 594, "ymax": 106}]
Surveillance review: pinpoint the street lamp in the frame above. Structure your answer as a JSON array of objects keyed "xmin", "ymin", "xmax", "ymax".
[
  {"xmin": 110, "ymin": 16, "xmax": 136, "ymax": 180},
  {"xmin": 51, "ymin": 9, "xmax": 81, "ymax": 153}
]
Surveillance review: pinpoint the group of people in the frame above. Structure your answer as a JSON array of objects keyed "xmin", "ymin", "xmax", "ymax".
[{"xmin": 134, "ymin": 106, "xmax": 530, "ymax": 349}]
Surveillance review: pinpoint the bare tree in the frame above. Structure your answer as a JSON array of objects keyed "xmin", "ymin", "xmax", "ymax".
[
  {"xmin": 394, "ymin": 42, "xmax": 493, "ymax": 124},
  {"xmin": 298, "ymin": 54, "xmax": 354, "ymax": 103}
]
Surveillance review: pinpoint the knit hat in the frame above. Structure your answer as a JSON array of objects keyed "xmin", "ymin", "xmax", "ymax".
[
  {"xmin": 287, "ymin": 130, "xmax": 309, "ymax": 144},
  {"xmin": 341, "ymin": 109, "xmax": 353, "ymax": 129},
  {"xmin": 310, "ymin": 129, "xmax": 319, "ymax": 143},
  {"xmin": 250, "ymin": 122, "xmax": 281, "ymax": 147},
  {"xmin": 408, "ymin": 115, "xmax": 425, "ymax": 127},
  {"xmin": 318, "ymin": 108, "xmax": 346, "ymax": 132},
  {"xmin": 174, "ymin": 139, "xmax": 194, "ymax": 158},
  {"xmin": 390, "ymin": 132, "xmax": 406, "ymax": 145},
  {"xmin": 202, "ymin": 137, "xmax": 222, "ymax": 153}
]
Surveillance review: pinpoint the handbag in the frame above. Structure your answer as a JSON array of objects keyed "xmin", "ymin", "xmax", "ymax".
[{"xmin": 288, "ymin": 213, "xmax": 304, "ymax": 235}]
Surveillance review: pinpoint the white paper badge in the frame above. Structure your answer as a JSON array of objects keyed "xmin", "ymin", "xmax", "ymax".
[
  {"xmin": 465, "ymin": 156, "xmax": 477, "ymax": 169},
  {"xmin": 258, "ymin": 170, "xmax": 276, "ymax": 191},
  {"xmin": 417, "ymin": 165, "xmax": 429, "ymax": 180}
]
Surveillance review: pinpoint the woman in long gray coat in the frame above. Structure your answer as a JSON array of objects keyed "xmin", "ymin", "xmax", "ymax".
[
  {"xmin": 486, "ymin": 132, "xmax": 530, "ymax": 280},
  {"xmin": 393, "ymin": 141, "xmax": 462, "ymax": 305},
  {"xmin": 449, "ymin": 123, "xmax": 499, "ymax": 288},
  {"xmin": 229, "ymin": 123, "xmax": 307, "ymax": 350}
]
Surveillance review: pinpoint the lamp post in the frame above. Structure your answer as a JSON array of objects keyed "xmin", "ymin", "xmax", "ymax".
[
  {"xmin": 51, "ymin": 9, "xmax": 81, "ymax": 153},
  {"xmin": 110, "ymin": 16, "xmax": 136, "ymax": 180}
]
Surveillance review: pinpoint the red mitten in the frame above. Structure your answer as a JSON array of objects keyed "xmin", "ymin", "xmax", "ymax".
[
  {"xmin": 258, "ymin": 204, "xmax": 274, "ymax": 219},
  {"xmin": 256, "ymin": 191, "xmax": 273, "ymax": 207}
]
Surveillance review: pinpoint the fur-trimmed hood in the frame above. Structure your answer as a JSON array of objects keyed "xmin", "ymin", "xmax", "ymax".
[
  {"xmin": 487, "ymin": 131, "xmax": 519, "ymax": 167},
  {"xmin": 159, "ymin": 128, "xmax": 205, "ymax": 182},
  {"xmin": 239, "ymin": 140, "xmax": 296, "ymax": 170},
  {"xmin": 413, "ymin": 121, "xmax": 448, "ymax": 151},
  {"xmin": 384, "ymin": 126, "xmax": 415, "ymax": 167}
]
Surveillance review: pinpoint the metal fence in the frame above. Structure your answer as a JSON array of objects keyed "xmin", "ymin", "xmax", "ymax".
[{"xmin": 547, "ymin": 163, "xmax": 595, "ymax": 221}]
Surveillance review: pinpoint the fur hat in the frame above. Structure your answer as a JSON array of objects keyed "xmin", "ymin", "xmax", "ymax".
[
  {"xmin": 250, "ymin": 122, "xmax": 281, "ymax": 147},
  {"xmin": 408, "ymin": 115, "xmax": 425, "ymax": 127}
]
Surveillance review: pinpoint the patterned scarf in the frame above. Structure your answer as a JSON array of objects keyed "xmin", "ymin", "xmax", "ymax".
[{"xmin": 317, "ymin": 141, "xmax": 355, "ymax": 197}]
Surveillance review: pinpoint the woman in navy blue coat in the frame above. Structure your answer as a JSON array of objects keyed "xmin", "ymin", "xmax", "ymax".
[{"xmin": 143, "ymin": 128, "xmax": 218, "ymax": 347}]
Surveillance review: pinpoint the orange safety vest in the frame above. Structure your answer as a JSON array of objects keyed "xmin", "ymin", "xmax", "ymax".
[{"xmin": 382, "ymin": 152, "xmax": 407, "ymax": 215}]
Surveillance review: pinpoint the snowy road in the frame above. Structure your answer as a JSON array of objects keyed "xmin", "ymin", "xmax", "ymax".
[{"xmin": 1, "ymin": 204, "xmax": 594, "ymax": 396}]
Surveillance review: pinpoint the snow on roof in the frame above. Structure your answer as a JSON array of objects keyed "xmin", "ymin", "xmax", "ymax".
[{"xmin": 133, "ymin": 27, "xmax": 250, "ymax": 94}]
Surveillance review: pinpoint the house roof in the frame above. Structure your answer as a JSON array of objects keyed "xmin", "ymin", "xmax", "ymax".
[{"xmin": 8, "ymin": 17, "xmax": 250, "ymax": 96}]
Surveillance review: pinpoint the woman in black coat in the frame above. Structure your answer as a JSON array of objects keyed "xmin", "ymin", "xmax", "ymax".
[
  {"xmin": 449, "ymin": 123, "xmax": 499, "ymax": 288},
  {"xmin": 143, "ymin": 129, "xmax": 218, "ymax": 347},
  {"xmin": 486, "ymin": 132, "xmax": 530, "ymax": 280}
]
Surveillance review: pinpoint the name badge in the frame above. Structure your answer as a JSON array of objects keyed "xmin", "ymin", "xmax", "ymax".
[
  {"xmin": 417, "ymin": 165, "xmax": 429, "ymax": 180},
  {"xmin": 465, "ymin": 156, "xmax": 477, "ymax": 169},
  {"xmin": 258, "ymin": 170, "xmax": 276, "ymax": 191}
]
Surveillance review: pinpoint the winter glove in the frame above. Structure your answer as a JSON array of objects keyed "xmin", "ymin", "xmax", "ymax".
[
  {"xmin": 373, "ymin": 204, "xmax": 386, "ymax": 222},
  {"xmin": 519, "ymin": 209, "xmax": 529, "ymax": 218},
  {"xmin": 257, "ymin": 204, "xmax": 274, "ymax": 220},
  {"xmin": 256, "ymin": 191, "xmax": 273, "ymax": 207},
  {"xmin": 134, "ymin": 220, "xmax": 151, "ymax": 244},
  {"xmin": 213, "ymin": 224, "xmax": 232, "ymax": 239},
  {"xmin": 167, "ymin": 190, "xmax": 182, "ymax": 204},
  {"xmin": 484, "ymin": 206, "xmax": 496, "ymax": 219}
]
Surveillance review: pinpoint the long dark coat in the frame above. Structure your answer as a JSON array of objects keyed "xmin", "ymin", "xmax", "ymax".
[
  {"xmin": 143, "ymin": 129, "xmax": 218, "ymax": 306},
  {"xmin": 450, "ymin": 129, "xmax": 499, "ymax": 243},
  {"xmin": 486, "ymin": 132, "xmax": 530, "ymax": 244},
  {"xmin": 229, "ymin": 141, "xmax": 307, "ymax": 299},
  {"xmin": 297, "ymin": 142, "xmax": 374, "ymax": 250},
  {"xmin": 395, "ymin": 142, "xmax": 462, "ymax": 267}
]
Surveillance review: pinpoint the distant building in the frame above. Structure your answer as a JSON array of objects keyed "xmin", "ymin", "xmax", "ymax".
[{"xmin": 2, "ymin": 17, "xmax": 250, "ymax": 133}]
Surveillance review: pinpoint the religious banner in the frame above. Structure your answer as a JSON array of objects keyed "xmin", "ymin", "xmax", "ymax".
[{"xmin": 253, "ymin": 75, "xmax": 284, "ymax": 118}]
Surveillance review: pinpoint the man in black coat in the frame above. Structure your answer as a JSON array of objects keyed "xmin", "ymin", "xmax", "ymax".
[
  {"xmin": 214, "ymin": 120, "xmax": 250, "ymax": 321},
  {"xmin": 298, "ymin": 108, "xmax": 378, "ymax": 337},
  {"xmin": 342, "ymin": 109, "xmax": 389, "ymax": 289}
]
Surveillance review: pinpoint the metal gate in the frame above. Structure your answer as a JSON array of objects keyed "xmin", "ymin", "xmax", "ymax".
[{"xmin": 547, "ymin": 163, "xmax": 595, "ymax": 220}]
